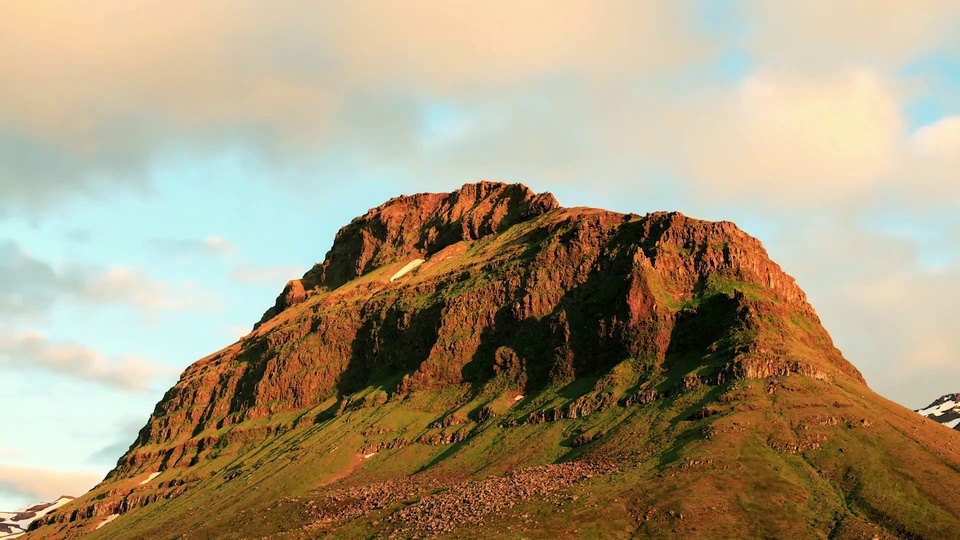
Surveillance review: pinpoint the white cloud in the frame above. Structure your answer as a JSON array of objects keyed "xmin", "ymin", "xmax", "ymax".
[
  {"xmin": 231, "ymin": 265, "xmax": 305, "ymax": 286},
  {"xmin": 744, "ymin": 0, "xmax": 960, "ymax": 71},
  {"xmin": 78, "ymin": 266, "xmax": 219, "ymax": 312},
  {"xmin": 0, "ymin": 331, "xmax": 178, "ymax": 392},
  {"xmin": 202, "ymin": 236, "xmax": 233, "ymax": 255},
  {"xmin": 149, "ymin": 235, "xmax": 235, "ymax": 258},
  {"xmin": 913, "ymin": 116, "xmax": 960, "ymax": 160},
  {"xmin": 0, "ymin": 465, "xmax": 101, "ymax": 503},
  {"xmin": 0, "ymin": 241, "xmax": 222, "ymax": 319},
  {"xmin": 227, "ymin": 326, "xmax": 251, "ymax": 341},
  {"xmin": 642, "ymin": 69, "xmax": 906, "ymax": 204}
]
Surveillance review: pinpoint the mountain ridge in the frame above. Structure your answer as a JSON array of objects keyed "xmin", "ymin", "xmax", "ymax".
[
  {"xmin": 918, "ymin": 393, "xmax": 960, "ymax": 430},
  {"xmin": 0, "ymin": 497, "xmax": 74, "ymax": 539},
  {"xmin": 28, "ymin": 182, "xmax": 960, "ymax": 539}
]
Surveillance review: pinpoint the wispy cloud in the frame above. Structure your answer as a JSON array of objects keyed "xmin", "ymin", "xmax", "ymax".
[
  {"xmin": 231, "ymin": 265, "xmax": 305, "ymax": 286},
  {"xmin": 0, "ymin": 464, "xmax": 101, "ymax": 503},
  {"xmin": 0, "ymin": 331, "xmax": 179, "ymax": 392},
  {"xmin": 149, "ymin": 235, "xmax": 235, "ymax": 258},
  {"xmin": 0, "ymin": 240, "xmax": 222, "ymax": 319}
]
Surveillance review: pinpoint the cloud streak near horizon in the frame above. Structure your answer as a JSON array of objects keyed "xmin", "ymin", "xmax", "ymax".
[{"xmin": 0, "ymin": 331, "xmax": 177, "ymax": 392}]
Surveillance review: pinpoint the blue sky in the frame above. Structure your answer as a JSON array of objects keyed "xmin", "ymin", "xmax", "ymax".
[{"xmin": 1, "ymin": 1, "xmax": 958, "ymax": 509}]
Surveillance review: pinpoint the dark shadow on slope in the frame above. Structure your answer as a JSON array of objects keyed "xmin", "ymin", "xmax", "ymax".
[
  {"xmin": 459, "ymin": 217, "xmax": 657, "ymax": 397},
  {"xmin": 338, "ymin": 301, "xmax": 445, "ymax": 396}
]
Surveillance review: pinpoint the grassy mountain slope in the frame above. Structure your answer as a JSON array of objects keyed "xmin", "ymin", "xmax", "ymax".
[{"xmin": 29, "ymin": 183, "xmax": 960, "ymax": 539}]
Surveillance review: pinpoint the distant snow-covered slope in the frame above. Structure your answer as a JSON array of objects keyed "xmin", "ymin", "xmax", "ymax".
[
  {"xmin": 917, "ymin": 393, "xmax": 960, "ymax": 430},
  {"xmin": 0, "ymin": 497, "xmax": 75, "ymax": 539}
]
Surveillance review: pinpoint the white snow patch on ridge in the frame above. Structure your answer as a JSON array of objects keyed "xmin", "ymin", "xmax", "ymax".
[
  {"xmin": 0, "ymin": 496, "xmax": 75, "ymax": 539},
  {"xmin": 918, "ymin": 400, "xmax": 956, "ymax": 416},
  {"xmin": 139, "ymin": 472, "xmax": 161, "ymax": 485},
  {"xmin": 389, "ymin": 259, "xmax": 425, "ymax": 282},
  {"xmin": 95, "ymin": 514, "xmax": 119, "ymax": 530}
]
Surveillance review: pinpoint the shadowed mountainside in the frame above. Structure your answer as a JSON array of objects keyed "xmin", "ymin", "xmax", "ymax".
[{"xmin": 29, "ymin": 182, "xmax": 960, "ymax": 539}]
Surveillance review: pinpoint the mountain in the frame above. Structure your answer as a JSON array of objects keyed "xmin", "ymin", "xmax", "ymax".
[
  {"xmin": 0, "ymin": 497, "xmax": 73, "ymax": 539},
  {"xmin": 28, "ymin": 182, "xmax": 960, "ymax": 539},
  {"xmin": 917, "ymin": 394, "xmax": 960, "ymax": 430}
]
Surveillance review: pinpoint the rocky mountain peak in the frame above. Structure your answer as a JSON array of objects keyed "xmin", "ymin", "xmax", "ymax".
[
  {"xmin": 258, "ymin": 182, "xmax": 558, "ymax": 326},
  {"xmin": 310, "ymin": 181, "xmax": 558, "ymax": 288}
]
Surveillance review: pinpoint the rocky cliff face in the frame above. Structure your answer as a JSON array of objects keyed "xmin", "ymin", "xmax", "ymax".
[
  {"xmin": 257, "ymin": 181, "xmax": 559, "ymax": 327},
  {"xmin": 114, "ymin": 183, "xmax": 861, "ymax": 477},
  {"xmin": 34, "ymin": 182, "xmax": 959, "ymax": 540}
]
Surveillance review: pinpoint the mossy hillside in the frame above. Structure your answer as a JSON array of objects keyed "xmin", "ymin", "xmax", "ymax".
[{"xmin": 29, "ymin": 185, "xmax": 958, "ymax": 538}]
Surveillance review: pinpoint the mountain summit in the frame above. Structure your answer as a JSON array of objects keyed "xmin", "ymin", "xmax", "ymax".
[{"xmin": 31, "ymin": 183, "xmax": 960, "ymax": 539}]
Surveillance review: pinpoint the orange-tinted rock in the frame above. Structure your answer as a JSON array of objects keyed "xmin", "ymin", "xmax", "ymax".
[{"xmin": 107, "ymin": 182, "xmax": 864, "ymax": 483}]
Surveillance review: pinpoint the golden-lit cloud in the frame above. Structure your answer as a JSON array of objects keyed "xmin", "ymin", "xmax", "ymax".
[
  {"xmin": 0, "ymin": 331, "xmax": 178, "ymax": 392},
  {"xmin": 0, "ymin": 1, "xmax": 711, "ymax": 212},
  {"xmin": 0, "ymin": 465, "xmax": 101, "ymax": 502},
  {"xmin": 913, "ymin": 116, "xmax": 960, "ymax": 161},
  {"xmin": 744, "ymin": 0, "xmax": 960, "ymax": 70},
  {"xmin": 687, "ymin": 69, "xmax": 904, "ymax": 202}
]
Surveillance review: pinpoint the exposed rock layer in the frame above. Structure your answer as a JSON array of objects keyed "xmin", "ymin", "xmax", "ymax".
[
  {"xmin": 34, "ymin": 182, "xmax": 921, "ymax": 540},
  {"xmin": 113, "ymin": 182, "xmax": 863, "ymax": 480}
]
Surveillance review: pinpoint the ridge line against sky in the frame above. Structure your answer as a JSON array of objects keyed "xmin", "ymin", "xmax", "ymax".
[{"xmin": 0, "ymin": 0, "xmax": 958, "ymax": 509}]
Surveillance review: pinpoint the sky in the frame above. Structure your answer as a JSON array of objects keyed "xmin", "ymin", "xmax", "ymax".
[{"xmin": 1, "ymin": 0, "xmax": 958, "ymax": 509}]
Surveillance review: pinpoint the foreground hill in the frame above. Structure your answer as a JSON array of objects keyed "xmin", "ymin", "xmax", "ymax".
[{"xmin": 29, "ymin": 182, "xmax": 960, "ymax": 539}]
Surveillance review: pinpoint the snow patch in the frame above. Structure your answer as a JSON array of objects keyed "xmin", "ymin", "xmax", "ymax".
[
  {"xmin": 95, "ymin": 514, "xmax": 119, "ymax": 530},
  {"xmin": 389, "ymin": 259, "xmax": 425, "ymax": 282},
  {"xmin": 918, "ymin": 400, "xmax": 956, "ymax": 416},
  {"xmin": 139, "ymin": 472, "xmax": 161, "ymax": 485},
  {"xmin": 0, "ymin": 496, "xmax": 76, "ymax": 538}
]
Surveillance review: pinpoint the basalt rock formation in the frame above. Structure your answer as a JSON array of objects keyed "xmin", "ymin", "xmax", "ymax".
[{"xmin": 29, "ymin": 182, "xmax": 960, "ymax": 539}]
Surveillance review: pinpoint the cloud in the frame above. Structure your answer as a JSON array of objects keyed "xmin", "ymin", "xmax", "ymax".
[
  {"xmin": 227, "ymin": 326, "xmax": 252, "ymax": 341},
  {"xmin": 0, "ymin": 447, "xmax": 23, "ymax": 460},
  {"xmin": 88, "ymin": 441, "xmax": 132, "ymax": 467},
  {"xmin": 770, "ymin": 218, "xmax": 960, "ymax": 407},
  {"xmin": 618, "ymin": 69, "xmax": 904, "ymax": 206},
  {"xmin": 86, "ymin": 416, "xmax": 145, "ymax": 466},
  {"xmin": 0, "ymin": 331, "xmax": 178, "ymax": 392},
  {"xmin": 231, "ymin": 265, "xmax": 306, "ymax": 286},
  {"xmin": 913, "ymin": 115, "xmax": 960, "ymax": 159},
  {"xmin": 149, "ymin": 235, "xmax": 234, "ymax": 258},
  {"xmin": 77, "ymin": 267, "xmax": 221, "ymax": 313},
  {"xmin": 743, "ymin": 0, "xmax": 960, "ymax": 71},
  {"xmin": 0, "ymin": 465, "xmax": 101, "ymax": 503},
  {"xmin": 0, "ymin": 240, "xmax": 222, "ymax": 319},
  {"xmin": 0, "ymin": 241, "xmax": 65, "ymax": 317},
  {"xmin": 0, "ymin": 1, "xmax": 711, "ymax": 215}
]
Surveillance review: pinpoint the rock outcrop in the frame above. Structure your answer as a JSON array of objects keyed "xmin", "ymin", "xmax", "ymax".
[{"xmin": 100, "ymin": 183, "xmax": 865, "ymax": 481}]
